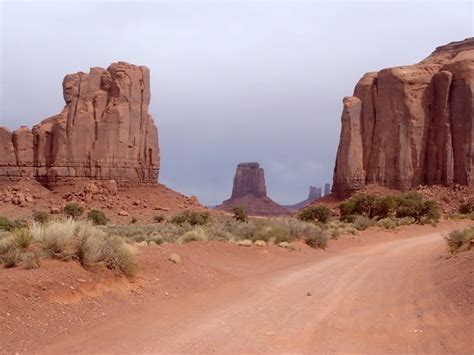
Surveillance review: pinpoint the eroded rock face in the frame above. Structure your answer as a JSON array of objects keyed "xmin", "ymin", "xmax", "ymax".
[
  {"xmin": 218, "ymin": 162, "xmax": 289, "ymax": 216},
  {"xmin": 0, "ymin": 62, "xmax": 160, "ymax": 188},
  {"xmin": 231, "ymin": 162, "xmax": 266, "ymax": 199},
  {"xmin": 333, "ymin": 38, "xmax": 474, "ymax": 197}
]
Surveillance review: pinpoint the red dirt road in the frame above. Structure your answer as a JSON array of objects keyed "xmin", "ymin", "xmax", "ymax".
[{"xmin": 39, "ymin": 231, "xmax": 473, "ymax": 354}]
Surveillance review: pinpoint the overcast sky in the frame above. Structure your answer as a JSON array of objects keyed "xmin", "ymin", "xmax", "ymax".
[{"xmin": 1, "ymin": 1, "xmax": 472, "ymax": 205}]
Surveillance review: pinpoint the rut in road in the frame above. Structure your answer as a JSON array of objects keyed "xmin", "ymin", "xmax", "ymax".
[{"xmin": 41, "ymin": 232, "xmax": 472, "ymax": 354}]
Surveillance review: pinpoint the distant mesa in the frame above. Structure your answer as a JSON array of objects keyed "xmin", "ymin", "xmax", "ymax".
[
  {"xmin": 284, "ymin": 184, "xmax": 330, "ymax": 211},
  {"xmin": 0, "ymin": 61, "xmax": 159, "ymax": 188},
  {"xmin": 217, "ymin": 162, "xmax": 290, "ymax": 216},
  {"xmin": 333, "ymin": 37, "xmax": 474, "ymax": 197}
]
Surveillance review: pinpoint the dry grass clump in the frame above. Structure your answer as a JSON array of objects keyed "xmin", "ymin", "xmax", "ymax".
[
  {"xmin": 237, "ymin": 239, "xmax": 253, "ymax": 247},
  {"xmin": 177, "ymin": 227, "xmax": 208, "ymax": 244},
  {"xmin": 254, "ymin": 240, "xmax": 266, "ymax": 247},
  {"xmin": 353, "ymin": 216, "xmax": 376, "ymax": 231},
  {"xmin": 1, "ymin": 220, "xmax": 137, "ymax": 276},
  {"xmin": 445, "ymin": 227, "xmax": 474, "ymax": 254}
]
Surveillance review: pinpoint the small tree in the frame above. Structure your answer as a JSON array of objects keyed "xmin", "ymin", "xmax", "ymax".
[
  {"xmin": 87, "ymin": 209, "xmax": 108, "ymax": 226},
  {"xmin": 63, "ymin": 203, "xmax": 84, "ymax": 219},
  {"xmin": 298, "ymin": 206, "xmax": 331, "ymax": 223},
  {"xmin": 232, "ymin": 206, "xmax": 248, "ymax": 223}
]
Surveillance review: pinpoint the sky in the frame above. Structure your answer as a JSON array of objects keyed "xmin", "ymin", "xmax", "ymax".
[{"xmin": 1, "ymin": 1, "xmax": 473, "ymax": 206}]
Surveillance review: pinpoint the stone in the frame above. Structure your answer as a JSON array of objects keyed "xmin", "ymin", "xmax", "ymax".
[
  {"xmin": 50, "ymin": 207, "xmax": 60, "ymax": 214},
  {"xmin": 118, "ymin": 210, "xmax": 129, "ymax": 217},
  {"xmin": 0, "ymin": 62, "xmax": 160, "ymax": 188},
  {"xmin": 333, "ymin": 38, "xmax": 474, "ymax": 197},
  {"xmin": 217, "ymin": 162, "xmax": 290, "ymax": 216}
]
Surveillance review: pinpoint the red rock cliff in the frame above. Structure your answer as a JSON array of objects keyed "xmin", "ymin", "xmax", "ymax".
[
  {"xmin": 333, "ymin": 38, "xmax": 474, "ymax": 197},
  {"xmin": 0, "ymin": 62, "xmax": 160, "ymax": 187}
]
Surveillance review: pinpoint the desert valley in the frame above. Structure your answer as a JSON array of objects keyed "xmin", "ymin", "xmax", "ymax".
[{"xmin": 1, "ymin": 3, "xmax": 473, "ymax": 354}]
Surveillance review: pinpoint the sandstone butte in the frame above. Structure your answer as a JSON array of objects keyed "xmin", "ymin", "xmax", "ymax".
[
  {"xmin": 217, "ymin": 162, "xmax": 290, "ymax": 216},
  {"xmin": 333, "ymin": 37, "xmax": 474, "ymax": 197},
  {"xmin": 284, "ymin": 185, "xmax": 323, "ymax": 211},
  {"xmin": 0, "ymin": 62, "xmax": 159, "ymax": 188}
]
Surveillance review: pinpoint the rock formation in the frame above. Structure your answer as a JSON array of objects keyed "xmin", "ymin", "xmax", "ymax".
[
  {"xmin": 284, "ymin": 185, "xmax": 322, "ymax": 211},
  {"xmin": 324, "ymin": 183, "xmax": 331, "ymax": 196},
  {"xmin": 217, "ymin": 163, "xmax": 290, "ymax": 216},
  {"xmin": 0, "ymin": 62, "xmax": 159, "ymax": 188},
  {"xmin": 333, "ymin": 38, "xmax": 474, "ymax": 197}
]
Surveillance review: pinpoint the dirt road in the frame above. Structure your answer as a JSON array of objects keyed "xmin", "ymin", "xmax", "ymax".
[{"xmin": 40, "ymin": 232, "xmax": 473, "ymax": 354}]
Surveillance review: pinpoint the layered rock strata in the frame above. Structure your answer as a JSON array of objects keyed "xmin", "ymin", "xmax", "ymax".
[
  {"xmin": 333, "ymin": 38, "xmax": 474, "ymax": 197},
  {"xmin": 0, "ymin": 62, "xmax": 160, "ymax": 188}
]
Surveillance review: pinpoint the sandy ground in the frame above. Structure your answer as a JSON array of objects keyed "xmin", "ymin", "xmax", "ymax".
[{"xmin": 1, "ymin": 220, "xmax": 473, "ymax": 354}]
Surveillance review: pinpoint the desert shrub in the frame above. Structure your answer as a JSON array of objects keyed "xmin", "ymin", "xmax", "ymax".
[
  {"xmin": 353, "ymin": 215, "xmax": 376, "ymax": 231},
  {"xmin": 0, "ymin": 216, "xmax": 21, "ymax": 231},
  {"xmin": 459, "ymin": 201, "xmax": 474, "ymax": 214},
  {"xmin": 298, "ymin": 206, "xmax": 331, "ymax": 223},
  {"xmin": 374, "ymin": 196, "xmax": 397, "ymax": 219},
  {"xmin": 232, "ymin": 206, "xmax": 248, "ymax": 222},
  {"xmin": 376, "ymin": 217, "xmax": 397, "ymax": 229},
  {"xmin": 395, "ymin": 194, "xmax": 440, "ymax": 223},
  {"xmin": 340, "ymin": 192, "xmax": 439, "ymax": 224},
  {"xmin": 99, "ymin": 236, "xmax": 137, "ymax": 276},
  {"xmin": 304, "ymin": 228, "xmax": 328, "ymax": 249},
  {"xmin": 445, "ymin": 228, "xmax": 474, "ymax": 254},
  {"xmin": 185, "ymin": 210, "xmax": 210, "ymax": 226},
  {"xmin": 13, "ymin": 228, "xmax": 33, "ymax": 249},
  {"xmin": 33, "ymin": 210, "xmax": 51, "ymax": 224},
  {"xmin": 253, "ymin": 224, "xmax": 293, "ymax": 243},
  {"xmin": 87, "ymin": 209, "xmax": 108, "ymax": 226},
  {"xmin": 330, "ymin": 227, "xmax": 341, "ymax": 239},
  {"xmin": 171, "ymin": 210, "xmax": 210, "ymax": 226},
  {"xmin": 31, "ymin": 219, "xmax": 77, "ymax": 260},
  {"xmin": 63, "ymin": 203, "xmax": 84, "ymax": 219},
  {"xmin": 31, "ymin": 220, "xmax": 137, "ymax": 275},
  {"xmin": 0, "ymin": 216, "xmax": 13, "ymax": 231},
  {"xmin": 147, "ymin": 235, "xmax": 164, "ymax": 245},
  {"xmin": 178, "ymin": 227, "xmax": 208, "ymax": 243},
  {"xmin": 0, "ymin": 237, "xmax": 20, "ymax": 268},
  {"xmin": 22, "ymin": 251, "xmax": 40, "ymax": 269},
  {"xmin": 340, "ymin": 194, "xmax": 380, "ymax": 220},
  {"xmin": 153, "ymin": 214, "xmax": 165, "ymax": 223}
]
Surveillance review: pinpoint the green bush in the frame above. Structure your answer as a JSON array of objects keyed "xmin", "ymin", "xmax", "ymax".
[
  {"xmin": 353, "ymin": 215, "xmax": 375, "ymax": 231},
  {"xmin": 33, "ymin": 210, "xmax": 51, "ymax": 224},
  {"xmin": 340, "ymin": 192, "xmax": 440, "ymax": 224},
  {"xmin": 171, "ymin": 210, "xmax": 210, "ymax": 226},
  {"xmin": 87, "ymin": 209, "xmax": 108, "ymax": 225},
  {"xmin": 298, "ymin": 206, "xmax": 331, "ymax": 223},
  {"xmin": 340, "ymin": 194, "xmax": 380, "ymax": 220},
  {"xmin": 153, "ymin": 214, "xmax": 165, "ymax": 223},
  {"xmin": 63, "ymin": 203, "xmax": 84, "ymax": 219},
  {"xmin": 232, "ymin": 207, "xmax": 248, "ymax": 223},
  {"xmin": 445, "ymin": 227, "xmax": 474, "ymax": 254}
]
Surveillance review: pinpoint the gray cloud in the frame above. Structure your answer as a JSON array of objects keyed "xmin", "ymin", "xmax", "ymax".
[{"xmin": 1, "ymin": 1, "xmax": 472, "ymax": 205}]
